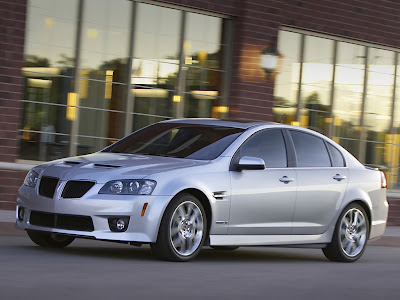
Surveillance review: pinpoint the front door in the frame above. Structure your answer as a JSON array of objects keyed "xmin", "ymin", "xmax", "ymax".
[{"xmin": 229, "ymin": 129, "xmax": 297, "ymax": 235}]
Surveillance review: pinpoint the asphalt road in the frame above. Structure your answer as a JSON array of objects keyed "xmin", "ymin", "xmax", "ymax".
[{"xmin": 1, "ymin": 234, "xmax": 399, "ymax": 300}]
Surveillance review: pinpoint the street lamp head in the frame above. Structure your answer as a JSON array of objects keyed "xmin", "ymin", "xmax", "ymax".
[{"xmin": 261, "ymin": 40, "xmax": 280, "ymax": 74}]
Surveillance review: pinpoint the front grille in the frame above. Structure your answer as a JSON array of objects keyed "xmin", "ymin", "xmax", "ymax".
[
  {"xmin": 61, "ymin": 181, "xmax": 95, "ymax": 198},
  {"xmin": 38, "ymin": 177, "xmax": 59, "ymax": 198},
  {"xmin": 29, "ymin": 211, "xmax": 94, "ymax": 232}
]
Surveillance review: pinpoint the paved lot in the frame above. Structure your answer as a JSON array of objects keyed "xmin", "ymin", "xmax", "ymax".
[{"xmin": 0, "ymin": 234, "xmax": 399, "ymax": 300}]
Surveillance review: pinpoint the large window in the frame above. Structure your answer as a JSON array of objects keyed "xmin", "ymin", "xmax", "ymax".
[
  {"xmin": 22, "ymin": 0, "xmax": 78, "ymax": 161},
  {"xmin": 20, "ymin": 0, "xmax": 232, "ymax": 162},
  {"xmin": 332, "ymin": 42, "xmax": 365, "ymax": 157},
  {"xmin": 274, "ymin": 28, "xmax": 400, "ymax": 188}
]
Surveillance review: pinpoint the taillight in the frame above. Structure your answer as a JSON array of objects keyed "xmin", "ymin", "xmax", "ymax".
[{"xmin": 380, "ymin": 171, "xmax": 387, "ymax": 188}]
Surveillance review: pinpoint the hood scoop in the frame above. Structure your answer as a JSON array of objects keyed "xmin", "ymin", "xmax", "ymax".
[
  {"xmin": 93, "ymin": 163, "xmax": 121, "ymax": 169},
  {"xmin": 63, "ymin": 161, "xmax": 82, "ymax": 166}
]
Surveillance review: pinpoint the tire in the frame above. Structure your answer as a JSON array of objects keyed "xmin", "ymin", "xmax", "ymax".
[
  {"xmin": 322, "ymin": 203, "xmax": 369, "ymax": 262},
  {"xmin": 151, "ymin": 193, "xmax": 207, "ymax": 262},
  {"xmin": 210, "ymin": 246, "xmax": 239, "ymax": 251},
  {"xmin": 27, "ymin": 230, "xmax": 75, "ymax": 248}
]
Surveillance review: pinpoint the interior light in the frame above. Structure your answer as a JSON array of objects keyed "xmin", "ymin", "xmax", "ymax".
[
  {"xmin": 185, "ymin": 56, "xmax": 192, "ymax": 65},
  {"xmin": 66, "ymin": 93, "xmax": 78, "ymax": 121},
  {"xmin": 173, "ymin": 95, "xmax": 181, "ymax": 103}
]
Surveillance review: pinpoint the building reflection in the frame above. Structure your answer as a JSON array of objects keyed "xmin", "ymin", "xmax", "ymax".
[
  {"xmin": 20, "ymin": 0, "xmax": 231, "ymax": 163},
  {"xmin": 19, "ymin": 1, "xmax": 400, "ymax": 189},
  {"xmin": 274, "ymin": 28, "xmax": 400, "ymax": 188}
]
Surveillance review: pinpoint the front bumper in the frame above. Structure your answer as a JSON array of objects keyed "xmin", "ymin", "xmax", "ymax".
[{"xmin": 16, "ymin": 185, "xmax": 172, "ymax": 243}]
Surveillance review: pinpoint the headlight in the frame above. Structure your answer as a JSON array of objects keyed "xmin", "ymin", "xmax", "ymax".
[
  {"xmin": 99, "ymin": 180, "xmax": 156, "ymax": 195},
  {"xmin": 24, "ymin": 170, "xmax": 39, "ymax": 188}
]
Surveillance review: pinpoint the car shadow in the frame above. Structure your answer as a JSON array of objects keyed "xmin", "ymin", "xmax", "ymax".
[
  {"xmin": 197, "ymin": 247, "xmax": 326, "ymax": 262},
  {"xmin": 20, "ymin": 243, "xmax": 327, "ymax": 263}
]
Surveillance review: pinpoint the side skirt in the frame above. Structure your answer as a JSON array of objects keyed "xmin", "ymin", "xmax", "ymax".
[{"xmin": 209, "ymin": 225, "xmax": 335, "ymax": 247}]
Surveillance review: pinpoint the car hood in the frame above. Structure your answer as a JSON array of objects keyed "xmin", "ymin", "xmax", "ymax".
[{"xmin": 38, "ymin": 152, "xmax": 209, "ymax": 183}]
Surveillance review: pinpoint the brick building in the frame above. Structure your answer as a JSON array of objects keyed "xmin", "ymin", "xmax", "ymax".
[{"xmin": 1, "ymin": 0, "xmax": 400, "ymax": 224}]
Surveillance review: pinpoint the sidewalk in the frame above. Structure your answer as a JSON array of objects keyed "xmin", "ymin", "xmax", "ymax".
[{"xmin": 1, "ymin": 209, "xmax": 400, "ymax": 246}]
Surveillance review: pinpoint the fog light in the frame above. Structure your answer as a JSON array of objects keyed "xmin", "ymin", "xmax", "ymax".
[
  {"xmin": 116, "ymin": 219, "xmax": 125, "ymax": 231},
  {"xmin": 18, "ymin": 207, "xmax": 24, "ymax": 222},
  {"xmin": 108, "ymin": 216, "xmax": 130, "ymax": 232}
]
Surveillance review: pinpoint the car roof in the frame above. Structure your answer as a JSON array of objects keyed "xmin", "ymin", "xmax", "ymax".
[{"xmin": 161, "ymin": 118, "xmax": 276, "ymax": 129}]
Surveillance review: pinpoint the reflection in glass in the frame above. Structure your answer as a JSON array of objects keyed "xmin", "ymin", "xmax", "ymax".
[
  {"xmin": 21, "ymin": 1, "xmax": 229, "ymax": 163},
  {"xmin": 364, "ymin": 48, "xmax": 394, "ymax": 167},
  {"xmin": 273, "ymin": 31, "xmax": 301, "ymax": 125},
  {"xmin": 185, "ymin": 13, "xmax": 223, "ymax": 70},
  {"xmin": 185, "ymin": 68, "xmax": 221, "ymax": 118},
  {"xmin": 78, "ymin": 0, "xmax": 131, "ymax": 147},
  {"xmin": 132, "ymin": 59, "xmax": 179, "ymax": 87},
  {"xmin": 77, "ymin": 136, "xmax": 114, "ymax": 156},
  {"xmin": 20, "ymin": 100, "xmax": 70, "ymax": 161},
  {"xmin": 131, "ymin": 3, "xmax": 182, "ymax": 130},
  {"xmin": 386, "ymin": 56, "xmax": 400, "ymax": 188},
  {"xmin": 25, "ymin": 0, "xmax": 78, "ymax": 68},
  {"xmin": 132, "ymin": 3, "xmax": 180, "ymax": 89},
  {"xmin": 183, "ymin": 13, "xmax": 225, "ymax": 119},
  {"xmin": 299, "ymin": 36, "xmax": 334, "ymax": 134},
  {"xmin": 134, "ymin": 3, "xmax": 181, "ymax": 60},
  {"xmin": 81, "ymin": 0, "xmax": 130, "ymax": 87},
  {"xmin": 332, "ymin": 42, "xmax": 366, "ymax": 156}
]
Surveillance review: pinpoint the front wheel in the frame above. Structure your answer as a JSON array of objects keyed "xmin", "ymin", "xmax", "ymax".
[
  {"xmin": 27, "ymin": 230, "xmax": 75, "ymax": 248},
  {"xmin": 151, "ymin": 193, "xmax": 207, "ymax": 262},
  {"xmin": 322, "ymin": 203, "xmax": 369, "ymax": 262}
]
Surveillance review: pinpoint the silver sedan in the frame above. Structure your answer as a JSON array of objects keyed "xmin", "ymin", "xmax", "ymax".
[{"xmin": 16, "ymin": 119, "xmax": 388, "ymax": 262}]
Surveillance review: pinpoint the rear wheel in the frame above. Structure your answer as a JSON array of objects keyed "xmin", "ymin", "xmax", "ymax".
[
  {"xmin": 27, "ymin": 230, "xmax": 75, "ymax": 248},
  {"xmin": 322, "ymin": 203, "xmax": 369, "ymax": 262},
  {"xmin": 151, "ymin": 193, "xmax": 207, "ymax": 262}
]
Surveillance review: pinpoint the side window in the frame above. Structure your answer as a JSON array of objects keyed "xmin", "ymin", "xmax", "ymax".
[
  {"xmin": 238, "ymin": 129, "xmax": 287, "ymax": 168},
  {"xmin": 327, "ymin": 143, "xmax": 345, "ymax": 167},
  {"xmin": 289, "ymin": 130, "xmax": 330, "ymax": 167}
]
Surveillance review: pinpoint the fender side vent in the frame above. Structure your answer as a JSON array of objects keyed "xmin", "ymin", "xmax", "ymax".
[{"xmin": 213, "ymin": 191, "xmax": 226, "ymax": 200}]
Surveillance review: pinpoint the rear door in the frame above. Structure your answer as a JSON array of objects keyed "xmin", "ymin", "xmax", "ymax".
[
  {"xmin": 229, "ymin": 129, "xmax": 297, "ymax": 235},
  {"xmin": 288, "ymin": 130, "xmax": 348, "ymax": 235}
]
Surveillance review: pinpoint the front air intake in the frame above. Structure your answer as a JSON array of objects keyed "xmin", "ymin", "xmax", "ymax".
[
  {"xmin": 61, "ymin": 181, "xmax": 95, "ymax": 198},
  {"xmin": 29, "ymin": 211, "xmax": 94, "ymax": 232},
  {"xmin": 38, "ymin": 177, "xmax": 59, "ymax": 199}
]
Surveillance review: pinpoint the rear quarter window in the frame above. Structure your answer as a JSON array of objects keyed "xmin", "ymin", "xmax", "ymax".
[{"xmin": 327, "ymin": 143, "xmax": 345, "ymax": 167}]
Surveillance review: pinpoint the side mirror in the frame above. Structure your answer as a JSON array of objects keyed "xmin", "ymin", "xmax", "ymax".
[{"xmin": 237, "ymin": 156, "xmax": 265, "ymax": 171}]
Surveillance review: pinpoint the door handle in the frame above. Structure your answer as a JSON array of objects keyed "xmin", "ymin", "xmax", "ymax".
[
  {"xmin": 279, "ymin": 176, "xmax": 294, "ymax": 184},
  {"xmin": 333, "ymin": 174, "xmax": 346, "ymax": 181}
]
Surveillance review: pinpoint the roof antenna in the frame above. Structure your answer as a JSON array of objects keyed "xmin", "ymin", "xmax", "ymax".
[{"xmin": 279, "ymin": 114, "xmax": 286, "ymax": 123}]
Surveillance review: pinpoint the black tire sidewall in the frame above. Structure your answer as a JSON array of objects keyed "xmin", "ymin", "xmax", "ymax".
[{"xmin": 27, "ymin": 230, "xmax": 75, "ymax": 248}]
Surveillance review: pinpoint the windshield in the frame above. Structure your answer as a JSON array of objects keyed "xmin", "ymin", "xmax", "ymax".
[{"xmin": 104, "ymin": 123, "xmax": 244, "ymax": 160}]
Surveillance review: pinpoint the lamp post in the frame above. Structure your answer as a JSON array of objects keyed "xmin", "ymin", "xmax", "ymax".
[{"xmin": 261, "ymin": 37, "xmax": 281, "ymax": 80}]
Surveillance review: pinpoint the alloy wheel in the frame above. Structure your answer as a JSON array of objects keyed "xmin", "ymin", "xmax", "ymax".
[
  {"xmin": 169, "ymin": 201, "xmax": 204, "ymax": 256},
  {"xmin": 339, "ymin": 208, "xmax": 367, "ymax": 257}
]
